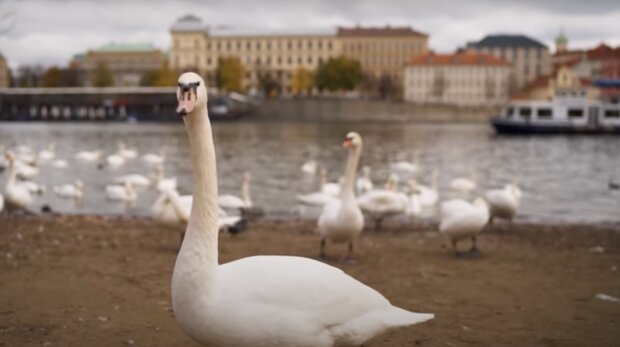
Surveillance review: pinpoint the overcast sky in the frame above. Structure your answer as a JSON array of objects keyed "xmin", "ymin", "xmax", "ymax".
[{"xmin": 1, "ymin": 0, "xmax": 619, "ymax": 69}]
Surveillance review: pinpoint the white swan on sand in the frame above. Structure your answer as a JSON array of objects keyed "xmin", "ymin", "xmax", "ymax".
[
  {"xmin": 317, "ymin": 132, "xmax": 365, "ymax": 259},
  {"xmin": 171, "ymin": 72, "xmax": 433, "ymax": 347},
  {"xmin": 4, "ymin": 153, "xmax": 33, "ymax": 209},
  {"xmin": 439, "ymin": 198, "xmax": 490, "ymax": 257},
  {"xmin": 219, "ymin": 172, "xmax": 252, "ymax": 210},
  {"xmin": 485, "ymin": 183, "xmax": 522, "ymax": 224}
]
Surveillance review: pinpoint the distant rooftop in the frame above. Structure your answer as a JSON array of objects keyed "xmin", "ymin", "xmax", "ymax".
[
  {"xmin": 337, "ymin": 26, "xmax": 427, "ymax": 37},
  {"xmin": 94, "ymin": 42, "xmax": 158, "ymax": 52},
  {"xmin": 171, "ymin": 14, "xmax": 207, "ymax": 33},
  {"xmin": 467, "ymin": 34, "xmax": 547, "ymax": 49},
  {"xmin": 409, "ymin": 52, "xmax": 510, "ymax": 66}
]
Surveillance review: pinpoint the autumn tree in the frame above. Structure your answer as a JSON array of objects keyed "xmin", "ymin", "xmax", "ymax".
[
  {"xmin": 91, "ymin": 62, "xmax": 114, "ymax": 87},
  {"xmin": 314, "ymin": 56, "xmax": 363, "ymax": 92},
  {"xmin": 215, "ymin": 57, "xmax": 244, "ymax": 92},
  {"xmin": 42, "ymin": 66, "xmax": 62, "ymax": 87},
  {"xmin": 291, "ymin": 67, "xmax": 313, "ymax": 95}
]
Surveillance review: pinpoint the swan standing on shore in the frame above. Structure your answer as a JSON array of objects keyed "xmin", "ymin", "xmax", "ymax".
[
  {"xmin": 4, "ymin": 153, "xmax": 33, "ymax": 209},
  {"xmin": 171, "ymin": 73, "xmax": 433, "ymax": 347},
  {"xmin": 485, "ymin": 184, "xmax": 522, "ymax": 225},
  {"xmin": 317, "ymin": 132, "xmax": 365, "ymax": 259},
  {"xmin": 439, "ymin": 198, "xmax": 490, "ymax": 257}
]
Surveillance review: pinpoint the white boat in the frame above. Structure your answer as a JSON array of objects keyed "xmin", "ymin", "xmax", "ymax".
[{"xmin": 492, "ymin": 94, "xmax": 620, "ymax": 134}]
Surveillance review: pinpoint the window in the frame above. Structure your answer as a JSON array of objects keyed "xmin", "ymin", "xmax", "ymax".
[
  {"xmin": 604, "ymin": 109, "xmax": 620, "ymax": 118},
  {"xmin": 216, "ymin": 42, "xmax": 221, "ymax": 49},
  {"xmin": 519, "ymin": 107, "xmax": 532, "ymax": 118},
  {"xmin": 505, "ymin": 107, "xmax": 514, "ymax": 118},
  {"xmin": 537, "ymin": 108, "xmax": 552, "ymax": 118},
  {"xmin": 247, "ymin": 42, "xmax": 251, "ymax": 49},
  {"xmin": 568, "ymin": 108, "xmax": 583, "ymax": 118},
  {"xmin": 256, "ymin": 42, "xmax": 261, "ymax": 50},
  {"xmin": 327, "ymin": 42, "xmax": 332, "ymax": 50}
]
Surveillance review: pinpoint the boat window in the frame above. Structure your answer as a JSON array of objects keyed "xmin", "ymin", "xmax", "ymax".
[
  {"xmin": 604, "ymin": 109, "xmax": 620, "ymax": 118},
  {"xmin": 568, "ymin": 108, "xmax": 583, "ymax": 118},
  {"xmin": 537, "ymin": 108, "xmax": 552, "ymax": 118},
  {"xmin": 506, "ymin": 107, "xmax": 514, "ymax": 117},
  {"xmin": 519, "ymin": 107, "xmax": 531, "ymax": 118}
]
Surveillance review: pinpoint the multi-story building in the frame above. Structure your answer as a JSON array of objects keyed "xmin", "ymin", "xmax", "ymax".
[
  {"xmin": 169, "ymin": 15, "xmax": 428, "ymax": 94},
  {"xmin": 0, "ymin": 52, "xmax": 9, "ymax": 88},
  {"xmin": 465, "ymin": 34, "xmax": 551, "ymax": 92},
  {"xmin": 403, "ymin": 51, "xmax": 511, "ymax": 106},
  {"xmin": 70, "ymin": 43, "xmax": 166, "ymax": 86}
]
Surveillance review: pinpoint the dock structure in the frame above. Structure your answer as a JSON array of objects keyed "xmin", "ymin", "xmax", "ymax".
[{"xmin": 0, "ymin": 87, "xmax": 257, "ymax": 121}]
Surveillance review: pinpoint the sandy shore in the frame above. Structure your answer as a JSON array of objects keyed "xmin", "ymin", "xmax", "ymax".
[{"xmin": 0, "ymin": 215, "xmax": 619, "ymax": 346}]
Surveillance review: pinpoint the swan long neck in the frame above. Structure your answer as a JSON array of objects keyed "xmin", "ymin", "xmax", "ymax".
[
  {"xmin": 341, "ymin": 144, "xmax": 362, "ymax": 201},
  {"xmin": 241, "ymin": 178, "xmax": 252, "ymax": 207},
  {"xmin": 181, "ymin": 104, "xmax": 219, "ymax": 269}
]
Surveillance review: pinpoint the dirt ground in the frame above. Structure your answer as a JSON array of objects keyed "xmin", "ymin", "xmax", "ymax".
[{"xmin": 0, "ymin": 215, "xmax": 619, "ymax": 347}]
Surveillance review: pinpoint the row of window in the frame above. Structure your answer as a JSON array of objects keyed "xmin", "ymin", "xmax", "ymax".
[
  {"xmin": 506, "ymin": 107, "xmax": 620, "ymax": 119},
  {"xmin": 343, "ymin": 42, "xmax": 424, "ymax": 52},
  {"xmin": 477, "ymin": 47, "xmax": 547, "ymax": 60},
  {"xmin": 178, "ymin": 39, "xmax": 335, "ymax": 51}
]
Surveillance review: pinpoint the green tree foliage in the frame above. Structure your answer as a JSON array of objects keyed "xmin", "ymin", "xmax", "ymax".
[
  {"xmin": 216, "ymin": 57, "xmax": 244, "ymax": 92},
  {"xmin": 291, "ymin": 67, "xmax": 313, "ymax": 95},
  {"xmin": 42, "ymin": 66, "xmax": 62, "ymax": 87},
  {"xmin": 314, "ymin": 56, "xmax": 363, "ymax": 92},
  {"xmin": 91, "ymin": 62, "xmax": 114, "ymax": 87}
]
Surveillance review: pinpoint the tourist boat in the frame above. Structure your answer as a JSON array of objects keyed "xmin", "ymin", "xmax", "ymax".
[{"xmin": 491, "ymin": 94, "xmax": 620, "ymax": 134}]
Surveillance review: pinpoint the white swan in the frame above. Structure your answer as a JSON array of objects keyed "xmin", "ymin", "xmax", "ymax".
[
  {"xmin": 117, "ymin": 141, "xmax": 138, "ymax": 159},
  {"xmin": 106, "ymin": 153, "xmax": 126, "ymax": 168},
  {"xmin": 356, "ymin": 165, "xmax": 374, "ymax": 195},
  {"xmin": 114, "ymin": 173, "xmax": 151, "ymax": 187},
  {"xmin": 141, "ymin": 148, "xmax": 165, "ymax": 166},
  {"xmin": 53, "ymin": 180, "xmax": 83, "ymax": 199},
  {"xmin": 301, "ymin": 159, "xmax": 318, "ymax": 175},
  {"xmin": 0, "ymin": 192, "xmax": 4, "ymax": 213},
  {"xmin": 19, "ymin": 180, "xmax": 46, "ymax": 195},
  {"xmin": 317, "ymin": 132, "xmax": 365, "ymax": 259},
  {"xmin": 485, "ymin": 184, "xmax": 522, "ymax": 224},
  {"xmin": 219, "ymin": 172, "xmax": 252, "ymax": 210},
  {"xmin": 154, "ymin": 164, "xmax": 177, "ymax": 191},
  {"xmin": 439, "ymin": 198, "xmax": 490, "ymax": 256},
  {"xmin": 296, "ymin": 169, "xmax": 339, "ymax": 207},
  {"xmin": 418, "ymin": 170, "xmax": 439, "ymax": 207},
  {"xmin": 105, "ymin": 181, "xmax": 137, "ymax": 201},
  {"xmin": 14, "ymin": 160, "xmax": 39, "ymax": 179},
  {"xmin": 450, "ymin": 175, "xmax": 477, "ymax": 193},
  {"xmin": 357, "ymin": 174, "xmax": 408, "ymax": 230},
  {"xmin": 390, "ymin": 152, "xmax": 420, "ymax": 173},
  {"xmin": 50, "ymin": 159, "xmax": 68, "ymax": 169},
  {"xmin": 171, "ymin": 73, "xmax": 433, "ymax": 347},
  {"xmin": 75, "ymin": 150, "xmax": 102, "ymax": 162},
  {"xmin": 38, "ymin": 143, "xmax": 55, "ymax": 162},
  {"xmin": 4, "ymin": 153, "xmax": 33, "ymax": 209}
]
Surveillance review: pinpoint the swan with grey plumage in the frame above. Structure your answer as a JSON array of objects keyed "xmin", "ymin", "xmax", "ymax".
[{"xmin": 171, "ymin": 72, "xmax": 433, "ymax": 347}]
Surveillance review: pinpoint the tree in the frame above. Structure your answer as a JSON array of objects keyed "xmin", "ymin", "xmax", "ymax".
[
  {"xmin": 215, "ymin": 57, "xmax": 244, "ymax": 92},
  {"xmin": 314, "ymin": 56, "xmax": 363, "ymax": 92},
  {"xmin": 141, "ymin": 62, "xmax": 178, "ymax": 87},
  {"xmin": 42, "ymin": 66, "xmax": 62, "ymax": 87},
  {"xmin": 290, "ymin": 67, "xmax": 313, "ymax": 95},
  {"xmin": 16, "ymin": 65, "xmax": 45, "ymax": 87},
  {"xmin": 91, "ymin": 62, "xmax": 114, "ymax": 87},
  {"xmin": 257, "ymin": 70, "xmax": 280, "ymax": 97}
]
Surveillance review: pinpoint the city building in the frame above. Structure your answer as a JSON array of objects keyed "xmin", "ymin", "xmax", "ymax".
[
  {"xmin": 169, "ymin": 15, "xmax": 428, "ymax": 95},
  {"xmin": 403, "ymin": 51, "xmax": 511, "ymax": 106},
  {"xmin": 70, "ymin": 43, "xmax": 167, "ymax": 86},
  {"xmin": 511, "ymin": 65, "xmax": 599, "ymax": 101},
  {"xmin": 465, "ymin": 34, "xmax": 551, "ymax": 92},
  {"xmin": 0, "ymin": 52, "xmax": 9, "ymax": 88}
]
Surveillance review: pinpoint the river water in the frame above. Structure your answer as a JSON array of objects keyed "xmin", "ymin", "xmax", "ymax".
[{"xmin": 1, "ymin": 121, "xmax": 619, "ymax": 224}]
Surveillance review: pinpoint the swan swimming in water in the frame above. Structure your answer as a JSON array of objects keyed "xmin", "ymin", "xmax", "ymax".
[
  {"xmin": 171, "ymin": 72, "xmax": 433, "ymax": 347},
  {"xmin": 219, "ymin": 172, "xmax": 253, "ymax": 210},
  {"xmin": 4, "ymin": 153, "xmax": 33, "ymax": 210}
]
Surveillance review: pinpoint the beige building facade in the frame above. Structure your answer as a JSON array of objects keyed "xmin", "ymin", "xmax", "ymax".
[
  {"xmin": 404, "ymin": 52, "xmax": 511, "ymax": 106},
  {"xmin": 70, "ymin": 43, "xmax": 166, "ymax": 86},
  {"xmin": 169, "ymin": 15, "xmax": 428, "ymax": 94},
  {"xmin": 465, "ymin": 35, "xmax": 551, "ymax": 92},
  {"xmin": 0, "ymin": 53, "xmax": 9, "ymax": 88}
]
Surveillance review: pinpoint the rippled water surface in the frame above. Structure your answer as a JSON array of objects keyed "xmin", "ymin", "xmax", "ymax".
[{"xmin": 1, "ymin": 121, "xmax": 619, "ymax": 223}]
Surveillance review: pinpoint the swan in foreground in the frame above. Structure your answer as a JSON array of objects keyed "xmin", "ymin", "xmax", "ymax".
[
  {"xmin": 485, "ymin": 184, "xmax": 522, "ymax": 225},
  {"xmin": 53, "ymin": 180, "xmax": 83, "ymax": 200},
  {"xmin": 317, "ymin": 132, "xmax": 365, "ymax": 259},
  {"xmin": 4, "ymin": 153, "xmax": 33, "ymax": 209},
  {"xmin": 357, "ymin": 174, "xmax": 408, "ymax": 230},
  {"xmin": 219, "ymin": 172, "xmax": 252, "ymax": 210},
  {"xmin": 439, "ymin": 198, "xmax": 490, "ymax": 257},
  {"xmin": 105, "ymin": 182, "xmax": 136, "ymax": 201},
  {"xmin": 171, "ymin": 73, "xmax": 433, "ymax": 347}
]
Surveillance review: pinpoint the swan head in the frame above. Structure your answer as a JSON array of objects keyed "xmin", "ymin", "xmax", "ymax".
[
  {"xmin": 342, "ymin": 132, "xmax": 362, "ymax": 149},
  {"xmin": 176, "ymin": 72, "xmax": 207, "ymax": 117}
]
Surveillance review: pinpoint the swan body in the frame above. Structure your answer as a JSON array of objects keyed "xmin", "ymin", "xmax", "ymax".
[
  {"xmin": 153, "ymin": 164, "xmax": 177, "ymax": 191},
  {"xmin": 317, "ymin": 132, "xmax": 365, "ymax": 257},
  {"xmin": 485, "ymin": 184, "xmax": 522, "ymax": 221},
  {"xmin": 439, "ymin": 198, "xmax": 490, "ymax": 255},
  {"xmin": 50, "ymin": 159, "xmax": 68, "ymax": 168},
  {"xmin": 106, "ymin": 154, "xmax": 125, "ymax": 168},
  {"xmin": 297, "ymin": 191, "xmax": 337, "ymax": 206},
  {"xmin": 105, "ymin": 182, "xmax": 136, "ymax": 201},
  {"xmin": 171, "ymin": 73, "xmax": 433, "ymax": 347},
  {"xmin": 38, "ymin": 143, "xmax": 55, "ymax": 162},
  {"xmin": 4, "ymin": 154, "xmax": 33, "ymax": 209},
  {"xmin": 219, "ymin": 172, "xmax": 252, "ymax": 210},
  {"xmin": 53, "ymin": 181, "xmax": 83, "ymax": 199},
  {"xmin": 450, "ymin": 177, "xmax": 476, "ymax": 192},
  {"xmin": 141, "ymin": 150, "xmax": 165, "ymax": 166},
  {"xmin": 75, "ymin": 150, "xmax": 102, "ymax": 161},
  {"xmin": 301, "ymin": 160, "xmax": 317, "ymax": 175},
  {"xmin": 117, "ymin": 141, "xmax": 138, "ymax": 159},
  {"xmin": 357, "ymin": 174, "xmax": 408, "ymax": 229},
  {"xmin": 19, "ymin": 180, "xmax": 46, "ymax": 195},
  {"xmin": 391, "ymin": 161, "xmax": 419, "ymax": 173},
  {"xmin": 114, "ymin": 174, "xmax": 151, "ymax": 187},
  {"xmin": 14, "ymin": 161, "xmax": 39, "ymax": 179}
]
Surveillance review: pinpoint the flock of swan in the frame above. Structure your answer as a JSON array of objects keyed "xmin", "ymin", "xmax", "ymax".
[{"xmin": 0, "ymin": 72, "xmax": 525, "ymax": 346}]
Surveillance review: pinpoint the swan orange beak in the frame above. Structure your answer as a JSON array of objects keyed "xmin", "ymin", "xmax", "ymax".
[{"xmin": 342, "ymin": 139, "xmax": 353, "ymax": 148}]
